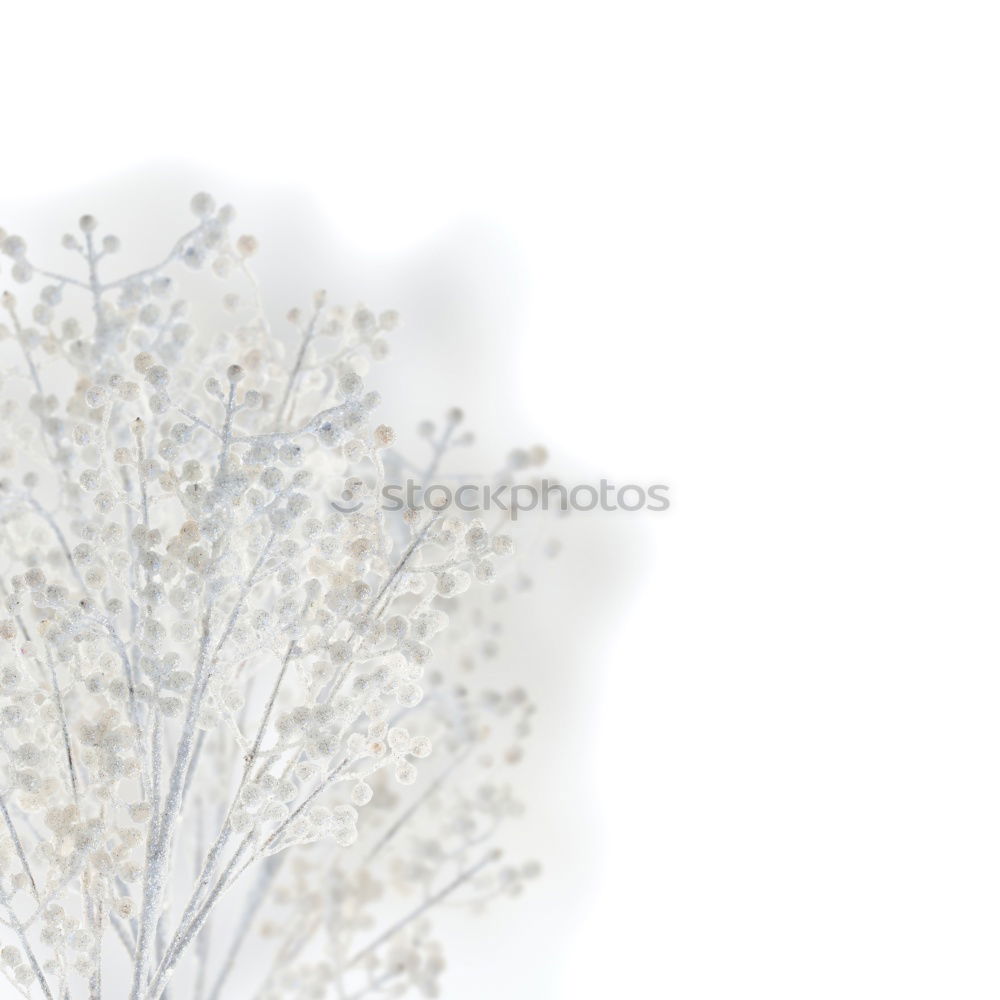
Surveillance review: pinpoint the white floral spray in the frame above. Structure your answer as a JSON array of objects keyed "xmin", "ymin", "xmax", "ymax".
[{"xmin": 0, "ymin": 195, "xmax": 544, "ymax": 999}]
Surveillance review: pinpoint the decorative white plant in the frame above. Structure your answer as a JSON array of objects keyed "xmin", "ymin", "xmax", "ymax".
[{"xmin": 0, "ymin": 195, "xmax": 546, "ymax": 999}]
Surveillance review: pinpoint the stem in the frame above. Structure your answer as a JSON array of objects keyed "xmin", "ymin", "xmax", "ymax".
[
  {"xmin": 344, "ymin": 850, "xmax": 500, "ymax": 971},
  {"xmin": 144, "ymin": 837, "xmax": 252, "ymax": 1000},
  {"xmin": 273, "ymin": 303, "xmax": 322, "ymax": 430},
  {"xmin": 0, "ymin": 794, "xmax": 38, "ymax": 902},
  {"xmin": 0, "ymin": 885, "xmax": 54, "ymax": 1000},
  {"xmin": 364, "ymin": 744, "xmax": 471, "ymax": 863},
  {"xmin": 129, "ymin": 603, "xmax": 215, "ymax": 1000},
  {"xmin": 47, "ymin": 652, "xmax": 78, "ymax": 802},
  {"xmin": 205, "ymin": 855, "xmax": 282, "ymax": 1000},
  {"xmin": 162, "ymin": 640, "xmax": 293, "ymax": 969}
]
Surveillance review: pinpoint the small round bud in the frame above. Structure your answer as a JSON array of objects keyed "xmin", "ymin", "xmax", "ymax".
[
  {"xmin": 351, "ymin": 781, "xmax": 374, "ymax": 806},
  {"xmin": 145, "ymin": 365, "xmax": 170, "ymax": 389},
  {"xmin": 236, "ymin": 234, "xmax": 258, "ymax": 257},
  {"xmin": 190, "ymin": 192, "xmax": 216, "ymax": 218},
  {"xmin": 339, "ymin": 372, "xmax": 363, "ymax": 398},
  {"xmin": 85, "ymin": 386, "xmax": 108, "ymax": 409},
  {"xmin": 492, "ymin": 535, "xmax": 515, "ymax": 556}
]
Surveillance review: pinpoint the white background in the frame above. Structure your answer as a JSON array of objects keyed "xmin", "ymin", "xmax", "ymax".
[{"xmin": 3, "ymin": 2, "xmax": 1000, "ymax": 997}]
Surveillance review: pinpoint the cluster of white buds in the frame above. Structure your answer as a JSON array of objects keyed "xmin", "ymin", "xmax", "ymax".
[
  {"xmin": 251, "ymin": 654, "xmax": 542, "ymax": 999},
  {"xmin": 0, "ymin": 195, "xmax": 549, "ymax": 999}
]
